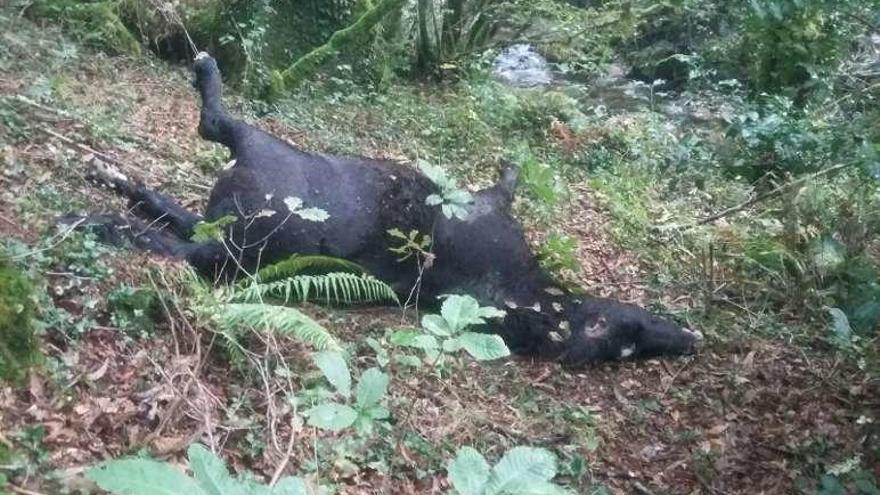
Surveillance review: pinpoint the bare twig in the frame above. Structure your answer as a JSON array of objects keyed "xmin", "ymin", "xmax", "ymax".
[{"xmin": 693, "ymin": 163, "xmax": 850, "ymax": 227}]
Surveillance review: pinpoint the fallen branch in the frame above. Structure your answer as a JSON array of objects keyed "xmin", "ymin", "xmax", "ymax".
[
  {"xmin": 694, "ymin": 162, "xmax": 850, "ymax": 227},
  {"xmin": 39, "ymin": 127, "xmax": 123, "ymax": 168}
]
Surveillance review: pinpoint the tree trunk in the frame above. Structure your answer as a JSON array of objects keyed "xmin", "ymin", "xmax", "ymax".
[
  {"xmin": 415, "ymin": 0, "xmax": 435, "ymax": 72},
  {"xmin": 271, "ymin": 0, "xmax": 405, "ymax": 95},
  {"xmin": 441, "ymin": 0, "xmax": 465, "ymax": 57}
]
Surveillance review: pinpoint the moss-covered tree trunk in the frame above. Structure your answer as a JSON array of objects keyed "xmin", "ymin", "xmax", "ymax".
[{"xmin": 270, "ymin": 0, "xmax": 405, "ymax": 96}]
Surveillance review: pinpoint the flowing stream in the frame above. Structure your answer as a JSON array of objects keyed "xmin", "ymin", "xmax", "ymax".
[{"xmin": 492, "ymin": 44, "xmax": 731, "ymax": 134}]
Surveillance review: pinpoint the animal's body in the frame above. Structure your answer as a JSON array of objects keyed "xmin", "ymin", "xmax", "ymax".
[{"xmin": 80, "ymin": 53, "xmax": 702, "ymax": 366}]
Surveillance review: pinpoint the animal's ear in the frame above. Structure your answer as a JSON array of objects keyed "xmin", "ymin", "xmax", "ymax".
[{"xmin": 496, "ymin": 159, "xmax": 520, "ymax": 205}]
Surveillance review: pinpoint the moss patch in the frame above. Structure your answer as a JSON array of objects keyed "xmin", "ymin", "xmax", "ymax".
[{"xmin": 0, "ymin": 262, "xmax": 39, "ymax": 382}]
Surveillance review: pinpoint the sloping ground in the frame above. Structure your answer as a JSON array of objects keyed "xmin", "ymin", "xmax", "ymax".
[{"xmin": 1, "ymin": 11, "xmax": 878, "ymax": 495}]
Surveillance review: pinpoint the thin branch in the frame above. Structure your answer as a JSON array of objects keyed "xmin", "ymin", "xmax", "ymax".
[{"xmin": 693, "ymin": 162, "xmax": 850, "ymax": 227}]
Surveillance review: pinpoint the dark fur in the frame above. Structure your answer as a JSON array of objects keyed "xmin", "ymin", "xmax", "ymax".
[{"xmin": 76, "ymin": 53, "xmax": 702, "ymax": 366}]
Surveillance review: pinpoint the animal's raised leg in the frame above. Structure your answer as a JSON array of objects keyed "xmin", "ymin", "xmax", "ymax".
[
  {"xmin": 192, "ymin": 52, "xmax": 240, "ymax": 150},
  {"xmin": 87, "ymin": 161, "xmax": 202, "ymax": 238}
]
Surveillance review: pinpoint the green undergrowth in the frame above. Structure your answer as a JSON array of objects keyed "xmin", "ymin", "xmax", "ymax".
[{"xmin": 0, "ymin": 262, "xmax": 39, "ymax": 382}]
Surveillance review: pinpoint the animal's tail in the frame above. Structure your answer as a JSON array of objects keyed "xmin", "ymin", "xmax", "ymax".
[
  {"xmin": 497, "ymin": 159, "xmax": 520, "ymax": 203},
  {"xmin": 193, "ymin": 52, "xmax": 237, "ymax": 149}
]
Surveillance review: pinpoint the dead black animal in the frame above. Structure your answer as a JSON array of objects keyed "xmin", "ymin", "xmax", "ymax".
[{"xmin": 76, "ymin": 52, "xmax": 702, "ymax": 366}]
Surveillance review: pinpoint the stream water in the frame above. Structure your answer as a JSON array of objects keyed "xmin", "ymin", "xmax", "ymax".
[{"xmin": 491, "ymin": 44, "xmax": 731, "ymax": 134}]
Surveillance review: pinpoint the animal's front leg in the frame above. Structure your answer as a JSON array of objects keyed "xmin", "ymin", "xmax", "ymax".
[{"xmin": 87, "ymin": 160, "xmax": 203, "ymax": 238}]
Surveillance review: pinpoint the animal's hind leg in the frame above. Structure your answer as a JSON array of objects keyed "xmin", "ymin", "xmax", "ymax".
[
  {"xmin": 66, "ymin": 213, "xmax": 227, "ymax": 278},
  {"xmin": 65, "ymin": 213, "xmax": 194, "ymax": 257},
  {"xmin": 87, "ymin": 161, "xmax": 202, "ymax": 238}
]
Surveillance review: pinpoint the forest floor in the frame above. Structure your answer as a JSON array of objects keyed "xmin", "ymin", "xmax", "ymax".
[{"xmin": 1, "ymin": 9, "xmax": 878, "ymax": 495}]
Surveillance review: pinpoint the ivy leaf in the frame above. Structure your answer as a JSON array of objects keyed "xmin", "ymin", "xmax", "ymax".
[
  {"xmin": 314, "ymin": 351, "xmax": 351, "ymax": 397},
  {"xmin": 88, "ymin": 458, "xmax": 207, "ymax": 495},
  {"xmin": 448, "ymin": 447, "xmax": 490, "ymax": 495},
  {"xmin": 458, "ymin": 332, "xmax": 511, "ymax": 361},
  {"xmin": 304, "ymin": 403, "xmax": 358, "ymax": 431},
  {"xmin": 356, "ymin": 367, "xmax": 389, "ymax": 409}
]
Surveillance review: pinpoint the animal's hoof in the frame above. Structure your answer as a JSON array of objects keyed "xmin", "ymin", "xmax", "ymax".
[
  {"xmin": 85, "ymin": 159, "xmax": 130, "ymax": 191},
  {"xmin": 683, "ymin": 327, "xmax": 705, "ymax": 351}
]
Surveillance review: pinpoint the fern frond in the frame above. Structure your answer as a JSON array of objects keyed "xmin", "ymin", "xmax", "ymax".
[
  {"xmin": 235, "ymin": 273, "xmax": 399, "ymax": 306},
  {"xmin": 252, "ymin": 254, "xmax": 365, "ymax": 284},
  {"xmin": 216, "ymin": 303, "xmax": 340, "ymax": 351}
]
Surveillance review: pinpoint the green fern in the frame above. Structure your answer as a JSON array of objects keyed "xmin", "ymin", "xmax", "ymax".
[
  {"xmin": 215, "ymin": 303, "xmax": 341, "ymax": 351},
  {"xmin": 235, "ymin": 273, "xmax": 399, "ymax": 306},
  {"xmin": 252, "ymin": 254, "xmax": 366, "ymax": 284}
]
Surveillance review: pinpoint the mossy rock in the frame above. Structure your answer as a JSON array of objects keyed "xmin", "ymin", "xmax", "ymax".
[
  {"xmin": 625, "ymin": 40, "xmax": 690, "ymax": 89},
  {"xmin": 0, "ymin": 263, "xmax": 39, "ymax": 382}
]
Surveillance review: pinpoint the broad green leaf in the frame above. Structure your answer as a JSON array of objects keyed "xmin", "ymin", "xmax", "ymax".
[
  {"xmin": 485, "ymin": 447, "xmax": 557, "ymax": 494},
  {"xmin": 422, "ymin": 314, "xmax": 454, "ymax": 336},
  {"xmin": 390, "ymin": 329, "xmax": 439, "ymax": 351},
  {"xmin": 365, "ymin": 337, "xmax": 389, "ymax": 367},
  {"xmin": 445, "ymin": 189, "xmax": 474, "ymax": 205},
  {"xmin": 88, "ymin": 458, "xmax": 206, "ymax": 495},
  {"xmin": 426, "ymin": 194, "xmax": 444, "ymax": 206},
  {"xmin": 304, "ymin": 403, "xmax": 358, "ymax": 431},
  {"xmin": 515, "ymin": 481, "xmax": 573, "ymax": 494},
  {"xmin": 188, "ymin": 444, "xmax": 246, "ymax": 495},
  {"xmin": 356, "ymin": 368, "xmax": 389, "ymax": 408},
  {"xmin": 440, "ymin": 295, "xmax": 482, "ymax": 333},
  {"xmin": 442, "ymin": 337, "xmax": 463, "ymax": 353},
  {"xmin": 459, "ymin": 332, "xmax": 511, "ymax": 361},
  {"xmin": 448, "ymin": 447, "xmax": 490, "ymax": 495},
  {"xmin": 272, "ymin": 476, "xmax": 309, "ymax": 495},
  {"xmin": 314, "ymin": 351, "xmax": 351, "ymax": 397},
  {"xmin": 390, "ymin": 329, "xmax": 423, "ymax": 346},
  {"xmin": 365, "ymin": 405, "xmax": 390, "ymax": 420},
  {"xmin": 395, "ymin": 354, "xmax": 424, "ymax": 368}
]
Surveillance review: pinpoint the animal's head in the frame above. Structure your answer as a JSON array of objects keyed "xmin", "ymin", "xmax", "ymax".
[{"xmin": 558, "ymin": 297, "xmax": 704, "ymax": 367}]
